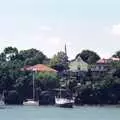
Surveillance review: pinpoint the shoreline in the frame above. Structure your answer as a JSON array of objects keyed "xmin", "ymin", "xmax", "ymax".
[{"xmin": 2, "ymin": 104, "xmax": 120, "ymax": 108}]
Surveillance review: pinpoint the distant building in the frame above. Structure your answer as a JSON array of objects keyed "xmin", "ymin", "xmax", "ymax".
[
  {"xmin": 69, "ymin": 56, "xmax": 88, "ymax": 72},
  {"xmin": 90, "ymin": 57, "xmax": 120, "ymax": 72},
  {"xmin": 91, "ymin": 58, "xmax": 111, "ymax": 72},
  {"xmin": 110, "ymin": 57, "xmax": 120, "ymax": 62}
]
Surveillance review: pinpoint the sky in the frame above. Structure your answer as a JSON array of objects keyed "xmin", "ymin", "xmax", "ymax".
[{"xmin": 0, "ymin": 0, "xmax": 120, "ymax": 59}]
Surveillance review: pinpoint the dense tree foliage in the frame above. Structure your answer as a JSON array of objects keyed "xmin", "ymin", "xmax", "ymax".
[
  {"xmin": 0, "ymin": 47, "xmax": 49, "ymax": 101},
  {"xmin": 36, "ymin": 72, "xmax": 59, "ymax": 90},
  {"xmin": 15, "ymin": 49, "xmax": 47, "ymax": 65},
  {"xmin": 75, "ymin": 73, "xmax": 120, "ymax": 105},
  {"xmin": 112, "ymin": 50, "xmax": 120, "ymax": 58},
  {"xmin": 4, "ymin": 47, "xmax": 18, "ymax": 61},
  {"xmin": 76, "ymin": 50, "xmax": 100, "ymax": 64},
  {"xmin": 50, "ymin": 51, "xmax": 69, "ymax": 72}
]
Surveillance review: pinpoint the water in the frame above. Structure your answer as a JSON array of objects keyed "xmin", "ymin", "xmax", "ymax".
[{"xmin": 0, "ymin": 105, "xmax": 120, "ymax": 120}]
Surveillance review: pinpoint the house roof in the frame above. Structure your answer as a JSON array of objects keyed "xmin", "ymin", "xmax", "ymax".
[
  {"xmin": 96, "ymin": 59, "xmax": 111, "ymax": 64},
  {"xmin": 96, "ymin": 57, "xmax": 120, "ymax": 64},
  {"xmin": 110, "ymin": 57, "xmax": 120, "ymax": 61},
  {"xmin": 21, "ymin": 64, "xmax": 57, "ymax": 72}
]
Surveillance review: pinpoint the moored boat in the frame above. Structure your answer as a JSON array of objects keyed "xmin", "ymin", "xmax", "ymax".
[
  {"xmin": 55, "ymin": 87, "xmax": 74, "ymax": 108},
  {"xmin": 23, "ymin": 71, "xmax": 39, "ymax": 106},
  {"xmin": 55, "ymin": 97, "xmax": 74, "ymax": 108},
  {"xmin": 23, "ymin": 99, "xmax": 39, "ymax": 106},
  {"xmin": 0, "ymin": 91, "xmax": 5, "ymax": 108}
]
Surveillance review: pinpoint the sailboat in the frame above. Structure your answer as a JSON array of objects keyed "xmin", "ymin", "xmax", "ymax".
[
  {"xmin": 23, "ymin": 72, "xmax": 39, "ymax": 106},
  {"xmin": 23, "ymin": 99, "xmax": 38, "ymax": 106},
  {"xmin": 55, "ymin": 87, "xmax": 74, "ymax": 108},
  {"xmin": 55, "ymin": 96, "xmax": 74, "ymax": 108},
  {"xmin": 55, "ymin": 43, "xmax": 74, "ymax": 108},
  {"xmin": 0, "ymin": 91, "xmax": 5, "ymax": 108}
]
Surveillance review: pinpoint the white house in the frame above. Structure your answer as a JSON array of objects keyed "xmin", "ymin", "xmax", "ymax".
[{"xmin": 69, "ymin": 56, "xmax": 88, "ymax": 72}]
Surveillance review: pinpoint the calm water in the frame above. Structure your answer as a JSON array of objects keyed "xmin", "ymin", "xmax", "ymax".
[{"xmin": 0, "ymin": 105, "xmax": 120, "ymax": 120}]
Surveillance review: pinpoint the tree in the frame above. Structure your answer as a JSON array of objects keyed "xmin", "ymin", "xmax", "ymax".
[
  {"xmin": 17, "ymin": 48, "xmax": 47, "ymax": 65},
  {"xmin": 50, "ymin": 51, "xmax": 69, "ymax": 72},
  {"xmin": 0, "ymin": 48, "xmax": 47, "ymax": 96},
  {"xmin": 111, "ymin": 61, "xmax": 120, "ymax": 69},
  {"xmin": 4, "ymin": 47, "xmax": 18, "ymax": 61},
  {"xmin": 0, "ymin": 59, "xmax": 24, "ymax": 92},
  {"xmin": 36, "ymin": 72, "xmax": 59, "ymax": 90},
  {"xmin": 112, "ymin": 50, "xmax": 120, "ymax": 58},
  {"xmin": 0, "ymin": 53, "xmax": 6, "ymax": 62},
  {"xmin": 76, "ymin": 50, "xmax": 100, "ymax": 64},
  {"xmin": 113, "ymin": 68, "xmax": 120, "ymax": 78},
  {"xmin": 15, "ymin": 72, "xmax": 33, "ymax": 99}
]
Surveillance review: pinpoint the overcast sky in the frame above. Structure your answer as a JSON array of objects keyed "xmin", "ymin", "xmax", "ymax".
[{"xmin": 0, "ymin": 0, "xmax": 120, "ymax": 59}]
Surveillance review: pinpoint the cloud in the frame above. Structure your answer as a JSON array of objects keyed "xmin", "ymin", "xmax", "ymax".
[
  {"xmin": 46, "ymin": 37, "xmax": 64, "ymax": 53},
  {"xmin": 43, "ymin": 37, "xmax": 72, "ymax": 58},
  {"xmin": 47, "ymin": 37, "xmax": 61, "ymax": 45},
  {"xmin": 39, "ymin": 26, "xmax": 52, "ymax": 31},
  {"xmin": 111, "ymin": 24, "xmax": 120, "ymax": 35}
]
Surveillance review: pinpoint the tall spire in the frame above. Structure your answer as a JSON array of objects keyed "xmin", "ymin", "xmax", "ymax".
[{"xmin": 65, "ymin": 43, "xmax": 67, "ymax": 56}]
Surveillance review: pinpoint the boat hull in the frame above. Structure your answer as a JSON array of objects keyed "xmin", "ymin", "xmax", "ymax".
[
  {"xmin": 55, "ymin": 98, "xmax": 74, "ymax": 108},
  {"xmin": 23, "ymin": 100, "xmax": 39, "ymax": 106},
  {"xmin": 56, "ymin": 102, "xmax": 73, "ymax": 108}
]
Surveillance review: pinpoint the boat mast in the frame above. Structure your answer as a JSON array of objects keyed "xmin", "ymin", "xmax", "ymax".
[
  {"xmin": 0, "ymin": 91, "xmax": 4, "ymax": 102},
  {"xmin": 33, "ymin": 71, "xmax": 35, "ymax": 101}
]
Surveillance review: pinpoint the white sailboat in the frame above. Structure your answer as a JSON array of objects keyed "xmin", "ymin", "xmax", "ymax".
[
  {"xmin": 23, "ymin": 99, "xmax": 38, "ymax": 106},
  {"xmin": 55, "ymin": 44, "xmax": 74, "ymax": 108},
  {"xmin": 23, "ymin": 72, "xmax": 39, "ymax": 106},
  {"xmin": 0, "ymin": 91, "xmax": 5, "ymax": 107},
  {"xmin": 55, "ymin": 97, "xmax": 74, "ymax": 108},
  {"xmin": 55, "ymin": 88, "xmax": 74, "ymax": 108}
]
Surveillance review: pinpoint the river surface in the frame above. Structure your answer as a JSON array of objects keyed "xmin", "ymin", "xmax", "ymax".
[{"xmin": 0, "ymin": 105, "xmax": 120, "ymax": 120}]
